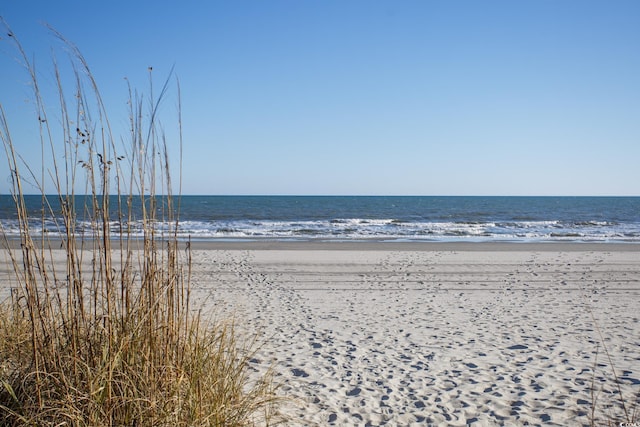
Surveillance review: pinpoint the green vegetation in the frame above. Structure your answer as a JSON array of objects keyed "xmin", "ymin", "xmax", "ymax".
[{"xmin": 0, "ymin": 22, "xmax": 282, "ymax": 426}]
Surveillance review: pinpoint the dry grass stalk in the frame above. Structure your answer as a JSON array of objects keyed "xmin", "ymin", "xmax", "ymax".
[
  {"xmin": 587, "ymin": 307, "xmax": 639, "ymax": 427},
  {"xmin": 0, "ymin": 21, "xmax": 283, "ymax": 426}
]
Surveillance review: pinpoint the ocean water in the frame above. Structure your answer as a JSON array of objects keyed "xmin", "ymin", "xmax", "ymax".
[{"xmin": 1, "ymin": 195, "xmax": 639, "ymax": 243}]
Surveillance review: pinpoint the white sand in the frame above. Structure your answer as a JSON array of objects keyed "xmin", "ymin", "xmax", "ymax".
[
  {"xmin": 2, "ymin": 243, "xmax": 639, "ymax": 426},
  {"xmin": 187, "ymin": 243, "xmax": 640, "ymax": 426}
]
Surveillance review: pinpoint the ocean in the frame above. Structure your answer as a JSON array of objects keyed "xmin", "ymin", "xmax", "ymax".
[{"xmin": 1, "ymin": 195, "xmax": 639, "ymax": 243}]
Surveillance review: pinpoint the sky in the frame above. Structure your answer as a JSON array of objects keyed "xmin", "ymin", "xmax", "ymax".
[{"xmin": 1, "ymin": 0, "xmax": 639, "ymax": 196}]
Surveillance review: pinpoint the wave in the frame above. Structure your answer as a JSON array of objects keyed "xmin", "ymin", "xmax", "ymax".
[{"xmin": 2, "ymin": 217, "xmax": 639, "ymax": 242}]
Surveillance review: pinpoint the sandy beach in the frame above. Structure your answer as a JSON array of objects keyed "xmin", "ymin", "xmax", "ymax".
[
  {"xmin": 187, "ymin": 242, "xmax": 640, "ymax": 426},
  {"xmin": 2, "ymin": 242, "xmax": 639, "ymax": 426}
]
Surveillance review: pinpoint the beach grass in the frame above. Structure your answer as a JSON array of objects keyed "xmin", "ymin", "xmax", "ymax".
[
  {"xmin": 588, "ymin": 309, "xmax": 639, "ymax": 427},
  {"xmin": 0, "ymin": 22, "xmax": 282, "ymax": 426}
]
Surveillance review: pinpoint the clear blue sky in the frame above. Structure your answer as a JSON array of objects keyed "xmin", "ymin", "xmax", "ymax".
[{"xmin": 1, "ymin": 1, "xmax": 639, "ymax": 196}]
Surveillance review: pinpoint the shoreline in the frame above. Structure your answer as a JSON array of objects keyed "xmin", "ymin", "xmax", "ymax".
[
  {"xmin": 3, "ymin": 238, "xmax": 640, "ymax": 252},
  {"xmin": 185, "ymin": 239, "xmax": 640, "ymax": 252}
]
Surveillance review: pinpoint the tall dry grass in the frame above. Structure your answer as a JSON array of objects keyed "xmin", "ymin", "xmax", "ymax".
[{"xmin": 0, "ymin": 21, "xmax": 282, "ymax": 426}]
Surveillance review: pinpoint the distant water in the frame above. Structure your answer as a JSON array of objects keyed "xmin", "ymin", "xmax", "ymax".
[{"xmin": 1, "ymin": 195, "xmax": 640, "ymax": 243}]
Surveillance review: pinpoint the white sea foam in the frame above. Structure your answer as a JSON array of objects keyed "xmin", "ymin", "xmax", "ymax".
[{"xmin": 2, "ymin": 217, "xmax": 639, "ymax": 242}]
